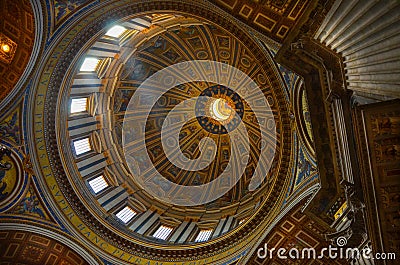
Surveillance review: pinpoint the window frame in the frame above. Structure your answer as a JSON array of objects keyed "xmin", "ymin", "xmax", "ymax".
[
  {"xmin": 69, "ymin": 97, "xmax": 89, "ymax": 114},
  {"xmin": 115, "ymin": 205, "xmax": 138, "ymax": 225},
  {"xmin": 152, "ymin": 225, "xmax": 174, "ymax": 241},
  {"xmin": 72, "ymin": 137, "xmax": 92, "ymax": 156},
  {"xmin": 194, "ymin": 229, "xmax": 213, "ymax": 243},
  {"xmin": 80, "ymin": 57, "xmax": 100, "ymax": 72},
  {"xmin": 87, "ymin": 174, "xmax": 109, "ymax": 195}
]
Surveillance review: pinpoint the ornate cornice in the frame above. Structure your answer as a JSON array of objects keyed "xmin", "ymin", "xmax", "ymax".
[{"xmin": 275, "ymin": 34, "xmax": 346, "ymax": 227}]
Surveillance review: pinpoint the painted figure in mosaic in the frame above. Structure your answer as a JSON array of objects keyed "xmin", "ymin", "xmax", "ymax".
[{"xmin": 0, "ymin": 146, "xmax": 12, "ymax": 200}]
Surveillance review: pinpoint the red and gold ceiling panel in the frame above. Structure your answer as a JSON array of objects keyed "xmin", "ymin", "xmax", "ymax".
[
  {"xmin": 0, "ymin": 230, "xmax": 89, "ymax": 265},
  {"xmin": 0, "ymin": 0, "xmax": 35, "ymax": 101}
]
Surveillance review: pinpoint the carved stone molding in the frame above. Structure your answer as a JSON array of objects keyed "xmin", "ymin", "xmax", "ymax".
[{"xmin": 353, "ymin": 100, "xmax": 400, "ymax": 262}]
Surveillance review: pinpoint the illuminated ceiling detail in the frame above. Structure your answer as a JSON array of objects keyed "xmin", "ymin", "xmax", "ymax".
[
  {"xmin": 210, "ymin": 98, "xmax": 233, "ymax": 122},
  {"xmin": 0, "ymin": 33, "xmax": 17, "ymax": 64},
  {"xmin": 0, "ymin": 0, "xmax": 34, "ymax": 101}
]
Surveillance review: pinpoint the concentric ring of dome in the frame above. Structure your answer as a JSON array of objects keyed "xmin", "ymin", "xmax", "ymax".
[{"xmin": 52, "ymin": 8, "xmax": 290, "ymax": 253}]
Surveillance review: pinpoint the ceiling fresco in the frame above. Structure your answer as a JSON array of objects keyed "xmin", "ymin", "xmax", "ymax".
[{"xmin": 112, "ymin": 23, "xmax": 276, "ymax": 215}]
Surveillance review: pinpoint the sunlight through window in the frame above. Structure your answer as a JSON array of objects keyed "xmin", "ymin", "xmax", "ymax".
[
  {"xmin": 195, "ymin": 229, "xmax": 213, "ymax": 242},
  {"xmin": 105, "ymin": 25, "xmax": 127, "ymax": 38},
  {"xmin": 116, "ymin": 206, "xmax": 137, "ymax": 224},
  {"xmin": 73, "ymin": 138, "xmax": 91, "ymax": 155},
  {"xmin": 70, "ymin": 98, "xmax": 88, "ymax": 113},
  {"xmin": 88, "ymin": 175, "xmax": 108, "ymax": 194},
  {"xmin": 80, "ymin": 58, "xmax": 99, "ymax": 72},
  {"xmin": 153, "ymin": 225, "xmax": 173, "ymax": 240}
]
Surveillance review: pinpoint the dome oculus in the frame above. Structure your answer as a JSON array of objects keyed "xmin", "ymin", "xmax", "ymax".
[{"xmin": 195, "ymin": 85, "xmax": 245, "ymax": 134}]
